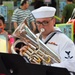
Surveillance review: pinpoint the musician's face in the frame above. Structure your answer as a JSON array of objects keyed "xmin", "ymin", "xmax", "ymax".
[{"xmin": 36, "ymin": 17, "xmax": 55, "ymax": 37}]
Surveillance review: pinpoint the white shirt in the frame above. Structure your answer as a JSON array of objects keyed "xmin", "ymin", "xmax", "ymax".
[{"xmin": 40, "ymin": 27, "xmax": 75, "ymax": 72}]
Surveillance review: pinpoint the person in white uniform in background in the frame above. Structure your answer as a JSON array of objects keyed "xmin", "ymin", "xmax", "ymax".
[{"xmin": 31, "ymin": 6, "xmax": 75, "ymax": 73}]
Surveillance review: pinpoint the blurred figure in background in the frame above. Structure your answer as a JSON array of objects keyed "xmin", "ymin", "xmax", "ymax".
[
  {"xmin": 49, "ymin": 0, "xmax": 56, "ymax": 8},
  {"xmin": 11, "ymin": 0, "xmax": 36, "ymax": 33},
  {"xmin": 61, "ymin": 0, "xmax": 75, "ymax": 23},
  {"xmin": 31, "ymin": 0, "xmax": 46, "ymax": 9},
  {"xmin": 0, "ymin": 14, "xmax": 8, "ymax": 35},
  {"xmin": 0, "ymin": 14, "xmax": 12, "ymax": 53}
]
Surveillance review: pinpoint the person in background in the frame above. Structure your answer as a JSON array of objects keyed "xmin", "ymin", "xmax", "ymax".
[
  {"xmin": 61, "ymin": 0, "xmax": 75, "ymax": 23},
  {"xmin": 31, "ymin": 0, "xmax": 46, "ymax": 9},
  {"xmin": 48, "ymin": 0, "xmax": 56, "ymax": 8},
  {"xmin": 0, "ymin": 14, "xmax": 12, "ymax": 53},
  {"xmin": 18, "ymin": 6, "xmax": 75, "ymax": 73},
  {"xmin": 11, "ymin": 0, "xmax": 36, "ymax": 33},
  {"xmin": 0, "ymin": 15, "xmax": 8, "ymax": 35}
]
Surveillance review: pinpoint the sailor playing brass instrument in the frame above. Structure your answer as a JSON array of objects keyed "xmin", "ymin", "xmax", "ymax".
[
  {"xmin": 11, "ymin": 22, "xmax": 60, "ymax": 65},
  {"xmin": 18, "ymin": 28, "xmax": 52, "ymax": 64},
  {"xmin": 31, "ymin": 6, "xmax": 75, "ymax": 73},
  {"xmin": 11, "ymin": 6, "xmax": 75, "ymax": 73}
]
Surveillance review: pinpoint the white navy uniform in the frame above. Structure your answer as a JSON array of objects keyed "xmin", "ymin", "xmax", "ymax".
[
  {"xmin": 32, "ymin": 6, "xmax": 75, "ymax": 73},
  {"xmin": 40, "ymin": 27, "xmax": 75, "ymax": 72}
]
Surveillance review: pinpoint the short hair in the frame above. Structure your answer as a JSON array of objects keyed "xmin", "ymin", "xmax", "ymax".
[
  {"xmin": 21, "ymin": 0, "xmax": 28, "ymax": 6},
  {"xmin": 0, "ymin": 15, "xmax": 5, "ymax": 24}
]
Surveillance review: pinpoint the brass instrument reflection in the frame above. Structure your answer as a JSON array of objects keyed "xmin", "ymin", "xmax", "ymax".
[{"xmin": 11, "ymin": 22, "xmax": 60, "ymax": 65}]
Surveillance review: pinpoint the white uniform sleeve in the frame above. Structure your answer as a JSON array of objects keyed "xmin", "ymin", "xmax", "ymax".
[{"xmin": 51, "ymin": 40, "xmax": 75, "ymax": 72}]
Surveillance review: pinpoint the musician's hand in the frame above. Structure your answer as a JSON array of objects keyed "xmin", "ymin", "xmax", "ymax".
[{"xmin": 19, "ymin": 45, "xmax": 29, "ymax": 56}]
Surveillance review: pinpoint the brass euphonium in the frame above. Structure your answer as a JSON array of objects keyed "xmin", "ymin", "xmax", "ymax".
[{"xmin": 11, "ymin": 20, "xmax": 61, "ymax": 65}]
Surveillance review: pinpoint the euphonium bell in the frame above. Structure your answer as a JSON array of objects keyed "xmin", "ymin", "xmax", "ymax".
[{"xmin": 11, "ymin": 21, "xmax": 61, "ymax": 65}]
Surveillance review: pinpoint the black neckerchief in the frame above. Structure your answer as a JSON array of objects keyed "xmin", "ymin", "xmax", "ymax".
[{"xmin": 44, "ymin": 30, "xmax": 62, "ymax": 44}]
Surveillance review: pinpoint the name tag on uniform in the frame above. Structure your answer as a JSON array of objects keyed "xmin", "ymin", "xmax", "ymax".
[{"xmin": 48, "ymin": 42, "xmax": 58, "ymax": 46}]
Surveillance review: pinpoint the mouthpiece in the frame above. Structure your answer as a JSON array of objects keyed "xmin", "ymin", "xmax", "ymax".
[
  {"xmin": 37, "ymin": 28, "xmax": 45, "ymax": 38},
  {"xmin": 40, "ymin": 28, "xmax": 45, "ymax": 33}
]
